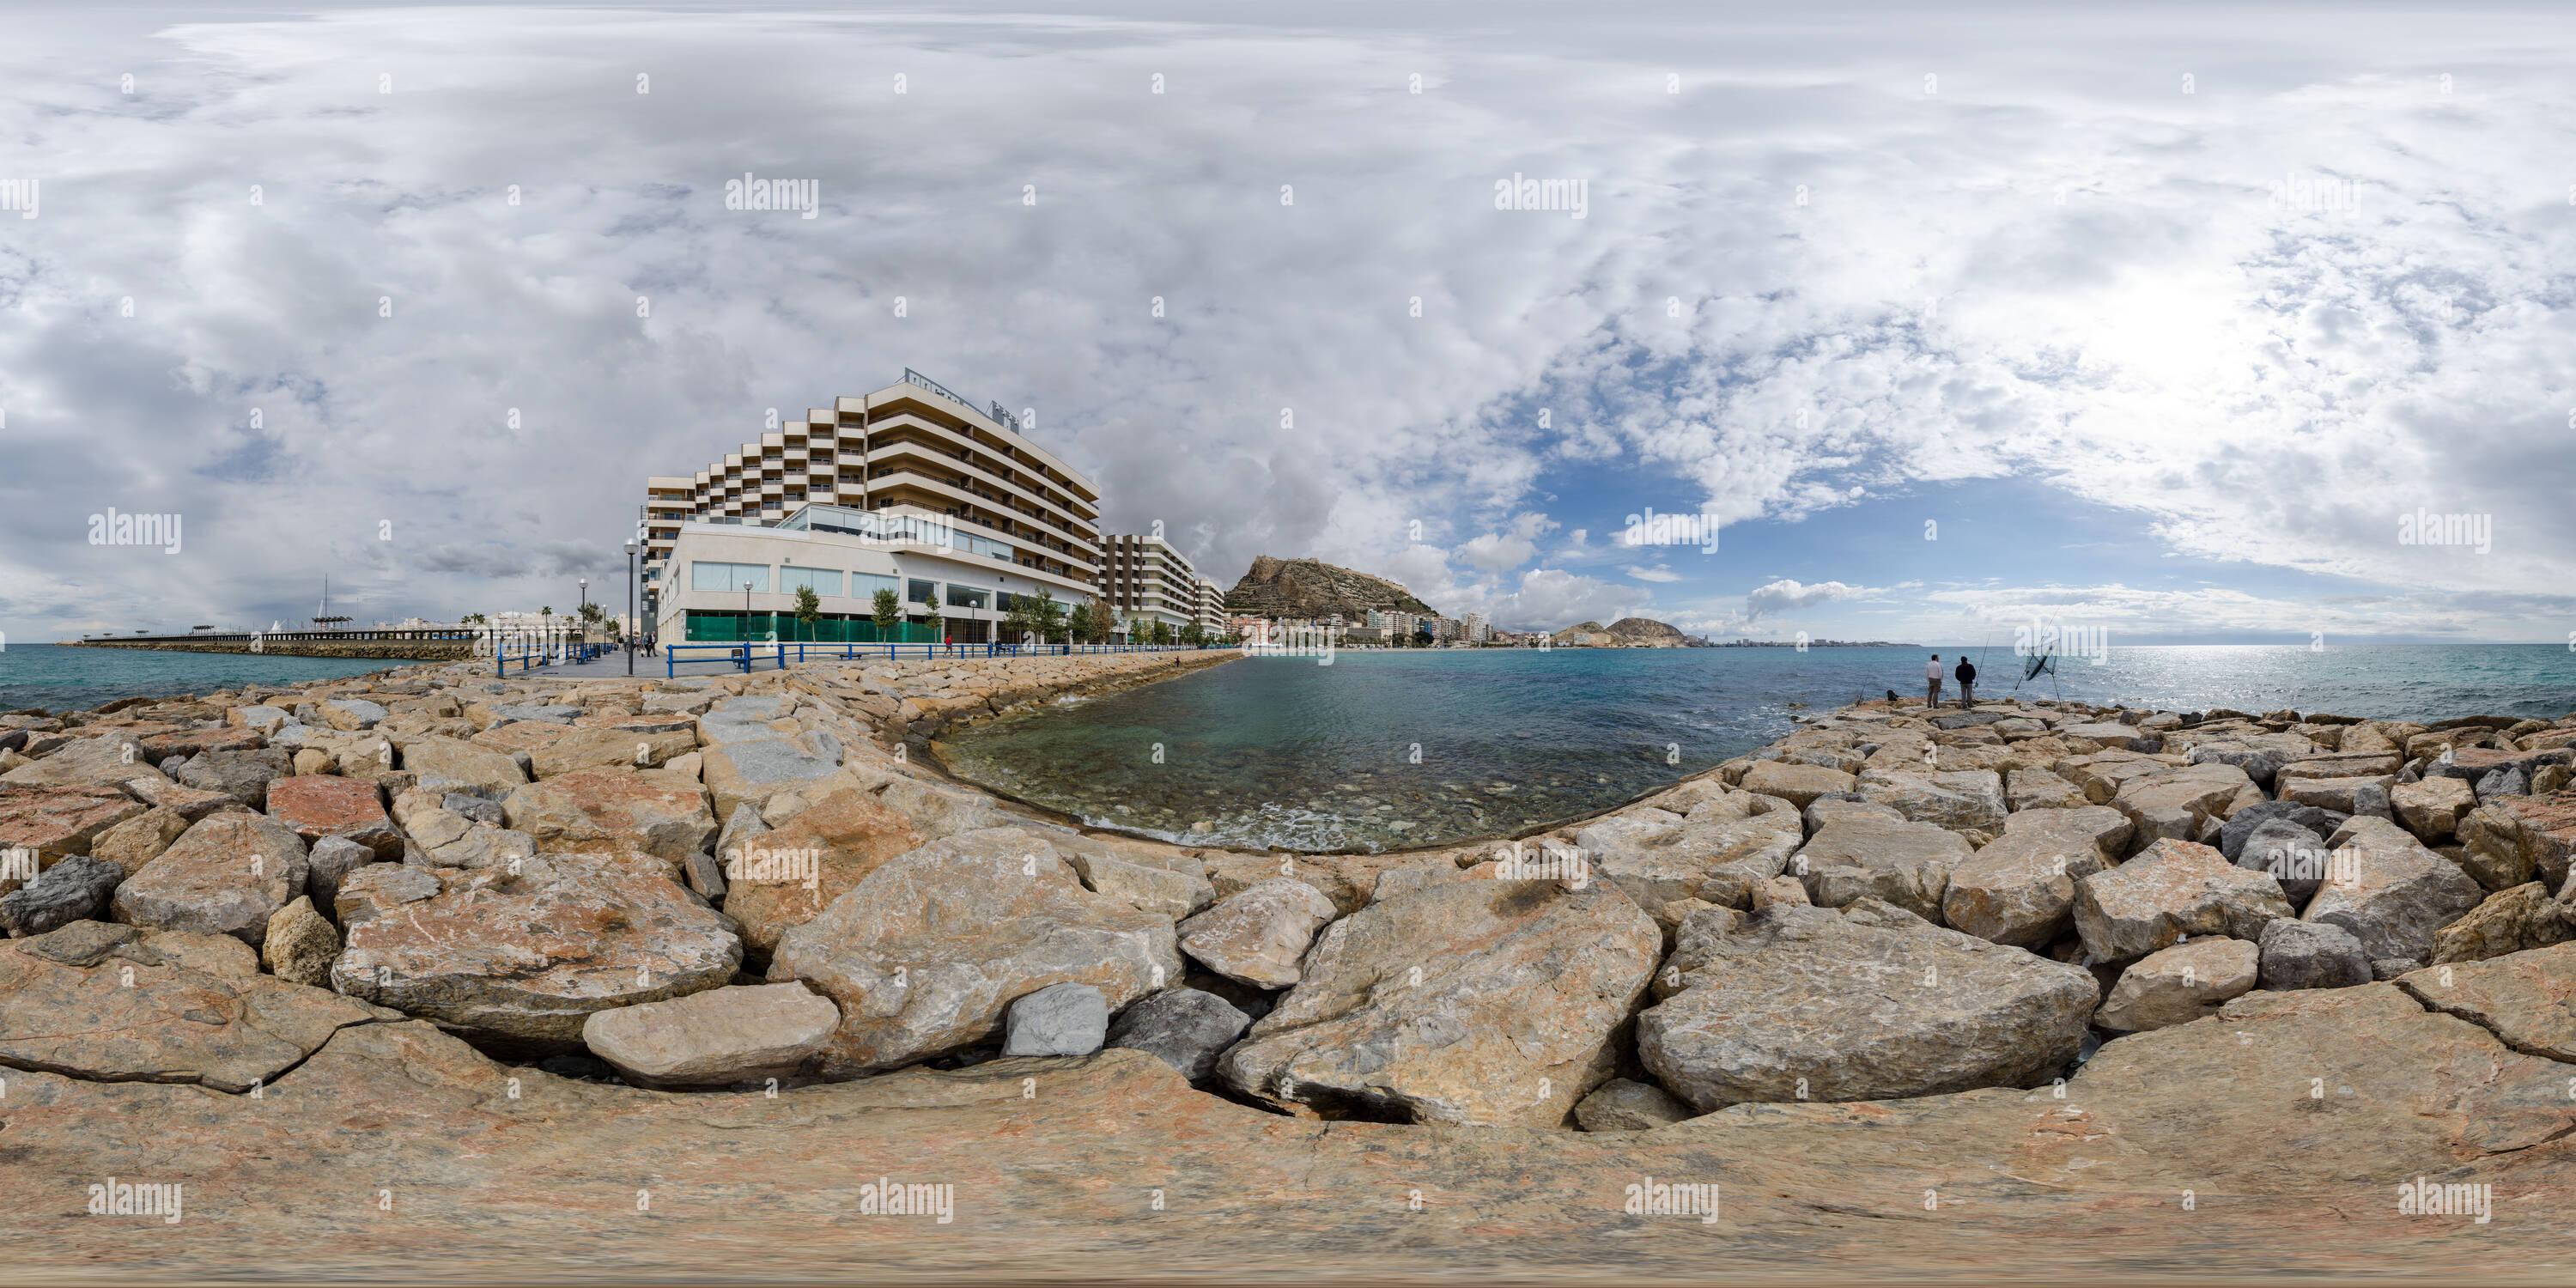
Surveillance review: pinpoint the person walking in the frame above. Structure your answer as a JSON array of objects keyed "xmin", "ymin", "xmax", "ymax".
[
  {"xmin": 1953, "ymin": 654, "xmax": 1978, "ymax": 710},
  {"xmin": 1923, "ymin": 653, "xmax": 1944, "ymax": 708}
]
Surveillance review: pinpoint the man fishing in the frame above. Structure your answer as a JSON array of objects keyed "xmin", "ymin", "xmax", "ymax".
[
  {"xmin": 1953, "ymin": 654, "xmax": 1978, "ymax": 709},
  {"xmin": 1923, "ymin": 654, "xmax": 1943, "ymax": 708}
]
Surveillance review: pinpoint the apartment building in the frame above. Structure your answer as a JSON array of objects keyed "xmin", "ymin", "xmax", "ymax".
[
  {"xmin": 645, "ymin": 371, "xmax": 1104, "ymax": 645},
  {"xmin": 1102, "ymin": 532, "xmax": 1207, "ymax": 635},
  {"xmin": 1194, "ymin": 578, "xmax": 1228, "ymax": 635}
]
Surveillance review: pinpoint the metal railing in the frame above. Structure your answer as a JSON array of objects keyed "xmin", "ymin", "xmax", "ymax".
[{"xmin": 665, "ymin": 639, "xmax": 1221, "ymax": 677}]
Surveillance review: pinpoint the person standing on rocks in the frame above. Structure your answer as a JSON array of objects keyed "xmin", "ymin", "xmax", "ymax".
[
  {"xmin": 1953, "ymin": 654, "xmax": 1977, "ymax": 709},
  {"xmin": 1924, "ymin": 654, "xmax": 1943, "ymax": 708}
]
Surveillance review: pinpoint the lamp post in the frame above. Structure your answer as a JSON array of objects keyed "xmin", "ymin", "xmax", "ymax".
[
  {"xmin": 578, "ymin": 578, "xmax": 589, "ymax": 659},
  {"xmin": 623, "ymin": 541, "xmax": 641, "ymax": 677}
]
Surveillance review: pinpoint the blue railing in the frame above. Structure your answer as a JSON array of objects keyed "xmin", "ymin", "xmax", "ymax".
[{"xmin": 662, "ymin": 640, "xmax": 1222, "ymax": 676}]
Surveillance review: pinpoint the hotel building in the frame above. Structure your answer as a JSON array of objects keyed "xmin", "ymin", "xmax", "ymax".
[
  {"xmin": 644, "ymin": 371, "xmax": 1105, "ymax": 645},
  {"xmin": 1101, "ymin": 532, "xmax": 1214, "ymax": 636}
]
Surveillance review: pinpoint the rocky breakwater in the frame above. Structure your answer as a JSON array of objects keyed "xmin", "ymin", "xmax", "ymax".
[{"xmin": 1, "ymin": 676, "xmax": 2575, "ymax": 1279}]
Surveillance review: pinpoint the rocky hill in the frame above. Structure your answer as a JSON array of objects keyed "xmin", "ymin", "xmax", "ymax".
[
  {"xmin": 1548, "ymin": 617, "xmax": 1686, "ymax": 647},
  {"xmin": 1224, "ymin": 556, "xmax": 1437, "ymax": 621},
  {"xmin": 1605, "ymin": 617, "xmax": 1687, "ymax": 647}
]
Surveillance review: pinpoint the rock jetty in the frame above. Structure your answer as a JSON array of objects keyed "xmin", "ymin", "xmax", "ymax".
[{"xmin": 3, "ymin": 674, "xmax": 2574, "ymax": 1278}]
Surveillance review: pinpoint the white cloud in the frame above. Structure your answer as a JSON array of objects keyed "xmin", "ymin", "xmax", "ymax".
[
  {"xmin": 1744, "ymin": 578, "xmax": 1874, "ymax": 621},
  {"xmin": 1622, "ymin": 564, "xmax": 1682, "ymax": 583}
]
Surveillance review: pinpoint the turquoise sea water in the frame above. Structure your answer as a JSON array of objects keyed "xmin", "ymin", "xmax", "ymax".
[
  {"xmin": 939, "ymin": 644, "xmax": 2576, "ymax": 853},
  {"xmin": 0, "ymin": 643, "xmax": 433, "ymax": 713}
]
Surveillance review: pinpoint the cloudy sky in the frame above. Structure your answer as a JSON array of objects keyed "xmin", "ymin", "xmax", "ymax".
[{"xmin": 3, "ymin": 0, "xmax": 2573, "ymax": 644}]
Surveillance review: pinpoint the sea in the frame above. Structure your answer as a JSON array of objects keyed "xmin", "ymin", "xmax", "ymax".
[
  {"xmin": 0, "ymin": 643, "xmax": 436, "ymax": 714},
  {"xmin": 937, "ymin": 644, "xmax": 2576, "ymax": 854}
]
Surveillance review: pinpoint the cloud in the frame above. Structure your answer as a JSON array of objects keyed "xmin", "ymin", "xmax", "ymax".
[
  {"xmin": 1744, "ymin": 578, "xmax": 1874, "ymax": 622},
  {"xmin": 1622, "ymin": 564, "xmax": 1681, "ymax": 583}
]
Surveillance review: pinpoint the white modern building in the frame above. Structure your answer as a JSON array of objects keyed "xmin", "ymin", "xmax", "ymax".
[
  {"xmin": 1103, "ymin": 532, "xmax": 1207, "ymax": 636},
  {"xmin": 643, "ymin": 371, "xmax": 1105, "ymax": 645}
]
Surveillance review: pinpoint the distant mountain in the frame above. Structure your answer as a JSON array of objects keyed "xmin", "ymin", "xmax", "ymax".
[
  {"xmin": 1548, "ymin": 621, "xmax": 1621, "ymax": 647},
  {"xmin": 1225, "ymin": 556, "xmax": 1437, "ymax": 621}
]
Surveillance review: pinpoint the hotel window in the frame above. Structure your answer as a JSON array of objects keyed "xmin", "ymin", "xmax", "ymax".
[
  {"xmin": 780, "ymin": 566, "xmax": 843, "ymax": 598},
  {"xmin": 946, "ymin": 586, "xmax": 989, "ymax": 611},
  {"xmin": 908, "ymin": 578, "xmax": 938, "ymax": 605},
  {"xmin": 690, "ymin": 562, "xmax": 770, "ymax": 592},
  {"xmin": 851, "ymin": 571, "xmax": 898, "ymax": 600}
]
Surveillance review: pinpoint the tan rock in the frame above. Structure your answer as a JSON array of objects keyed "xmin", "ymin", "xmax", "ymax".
[
  {"xmin": 88, "ymin": 805, "xmax": 190, "ymax": 877},
  {"xmin": 2095, "ymin": 938, "xmax": 2259, "ymax": 1032},
  {"xmin": 2073, "ymin": 838, "xmax": 2291, "ymax": 962},
  {"xmin": 2428, "ymin": 884, "xmax": 2574, "ymax": 964},
  {"xmin": 109, "ymin": 813, "xmax": 309, "ymax": 944},
  {"xmin": 2391, "ymin": 776, "xmax": 2477, "ymax": 844},
  {"xmin": 1737, "ymin": 761, "xmax": 1856, "ymax": 809},
  {"xmin": 1176, "ymin": 878, "xmax": 1336, "ymax": 988},
  {"xmin": 581, "ymin": 982, "xmax": 840, "ymax": 1089},
  {"xmin": 722, "ymin": 787, "xmax": 925, "ymax": 957},
  {"xmin": 501, "ymin": 769, "xmax": 719, "ymax": 863},
  {"xmin": 260, "ymin": 896, "xmax": 340, "ymax": 987}
]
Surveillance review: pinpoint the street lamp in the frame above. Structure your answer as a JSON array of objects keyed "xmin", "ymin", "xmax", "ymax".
[
  {"xmin": 623, "ymin": 542, "xmax": 641, "ymax": 677},
  {"xmin": 578, "ymin": 577, "xmax": 589, "ymax": 657}
]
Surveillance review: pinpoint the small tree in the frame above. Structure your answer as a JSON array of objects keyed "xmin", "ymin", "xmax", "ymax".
[
  {"xmin": 1127, "ymin": 616, "xmax": 1151, "ymax": 645},
  {"xmin": 872, "ymin": 587, "xmax": 901, "ymax": 637},
  {"xmin": 1179, "ymin": 622, "xmax": 1206, "ymax": 647},
  {"xmin": 922, "ymin": 603, "xmax": 945, "ymax": 643},
  {"xmin": 1066, "ymin": 598, "xmax": 1096, "ymax": 645},
  {"xmin": 793, "ymin": 585, "xmax": 821, "ymax": 639},
  {"xmin": 1152, "ymin": 619, "xmax": 1176, "ymax": 646}
]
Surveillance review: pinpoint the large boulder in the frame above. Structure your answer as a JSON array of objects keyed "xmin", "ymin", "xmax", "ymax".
[
  {"xmin": 720, "ymin": 787, "xmax": 925, "ymax": 957},
  {"xmin": 0, "ymin": 935, "xmax": 387, "ymax": 1091},
  {"xmin": 1737, "ymin": 762, "xmax": 1856, "ymax": 810},
  {"xmin": 2071, "ymin": 838, "xmax": 2292, "ymax": 963},
  {"xmin": 88, "ymin": 806, "xmax": 191, "ymax": 877},
  {"xmin": 0, "ymin": 854, "xmax": 125, "ymax": 938},
  {"xmin": 580, "ymin": 982, "xmax": 840, "ymax": 1089},
  {"xmin": 263, "ymin": 775, "xmax": 402, "ymax": 860},
  {"xmin": 1941, "ymin": 810, "xmax": 2123, "ymax": 948},
  {"xmin": 1219, "ymin": 877, "xmax": 1660, "ymax": 1128},
  {"xmin": 1060, "ymin": 836, "xmax": 1216, "ymax": 921},
  {"xmin": 1573, "ymin": 799, "xmax": 1803, "ymax": 914},
  {"xmin": 2455, "ymin": 793, "xmax": 2576, "ymax": 893},
  {"xmin": 1176, "ymin": 878, "xmax": 1336, "ymax": 989},
  {"xmin": 0, "ymin": 782, "xmax": 147, "ymax": 865},
  {"xmin": 2109, "ymin": 762, "xmax": 2258, "ymax": 853},
  {"xmin": 333, "ymin": 853, "xmax": 741, "ymax": 1047},
  {"xmin": 2396, "ymin": 942, "xmax": 2576, "ymax": 1060},
  {"xmin": 171, "ymin": 748, "xmax": 292, "ymax": 811},
  {"xmin": 501, "ymin": 769, "xmax": 718, "ymax": 863},
  {"xmin": 2094, "ymin": 938, "xmax": 2259, "ymax": 1032},
  {"xmin": 395, "ymin": 737, "xmax": 529, "ymax": 797},
  {"xmin": 1791, "ymin": 815, "xmax": 1972, "ymax": 922},
  {"xmin": 0, "ymin": 733, "xmax": 166, "ymax": 791},
  {"xmin": 2256, "ymin": 918, "xmax": 2370, "ymax": 991},
  {"xmin": 2217, "ymin": 800, "xmax": 2343, "ymax": 863},
  {"xmin": 2391, "ymin": 776, "xmax": 2478, "ymax": 845},
  {"xmin": 2235, "ymin": 815, "xmax": 2340, "ymax": 906},
  {"xmin": 765, "ymin": 828, "xmax": 1181, "ymax": 1077},
  {"xmin": 1103, "ymin": 987, "xmax": 1249, "ymax": 1081},
  {"xmin": 2302, "ymin": 817, "xmax": 2486, "ymax": 963},
  {"xmin": 1638, "ymin": 899, "xmax": 2096, "ymax": 1111},
  {"xmin": 1001, "ymin": 981, "xmax": 1109, "ymax": 1057},
  {"xmin": 1856, "ymin": 768, "xmax": 2007, "ymax": 835},
  {"xmin": 2005, "ymin": 767, "xmax": 2087, "ymax": 811},
  {"xmin": 107, "ymin": 813, "xmax": 308, "ymax": 944},
  {"xmin": 527, "ymin": 726, "xmax": 699, "ymax": 780},
  {"xmin": 2427, "ymin": 883, "xmax": 2573, "ymax": 964},
  {"xmin": 702, "ymin": 736, "xmax": 845, "ymax": 824}
]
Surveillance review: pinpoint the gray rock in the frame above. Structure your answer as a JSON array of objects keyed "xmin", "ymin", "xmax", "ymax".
[
  {"xmin": 1104, "ymin": 987, "xmax": 1249, "ymax": 1081},
  {"xmin": 701, "ymin": 738, "xmax": 841, "ymax": 824},
  {"xmin": 1176, "ymin": 878, "xmax": 1335, "ymax": 988},
  {"xmin": 2475, "ymin": 768, "xmax": 2528, "ymax": 802},
  {"xmin": 683, "ymin": 849, "xmax": 728, "ymax": 901},
  {"xmin": 1221, "ymin": 878, "xmax": 1660, "ymax": 1128},
  {"xmin": 2237, "ymin": 817, "xmax": 2337, "ymax": 906},
  {"xmin": 2072, "ymin": 839, "xmax": 2292, "ymax": 963},
  {"xmin": 109, "ymin": 812, "xmax": 309, "ymax": 944},
  {"xmin": 2257, "ymin": 918, "xmax": 2371, "ymax": 990},
  {"xmin": 15, "ymin": 919, "xmax": 143, "ymax": 966},
  {"xmin": 714, "ymin": 802, "xmax": 769, "ymax": 865},
  {"xmin": 489, "ymin": 704, "xmax": 584, "ymax": 726},
  {"xmin": 0, "ymin": 855, "xmax": 125, "ymax": 937},
  {"xmin": 766, "ymin": 828, "xmax": 1180, "ymax": 1077},
  {"xmin": 580, "ymin": 982, "xmax": 839, "ymax": 1089},
  {"xmin": 1791, "ymin": 815, "xmax": 1972, "ymax": 921},
  {"xmin": 2371, "ymin": 957, "xmax": 2424, "ymax": 981},
  {"xmin": 2303, "ymin": 817, "xmax": 2486, "ymax": 963},
  {"xmin": 1573, "ymin": 1078, "xmax": 1693, "ymax": 1131},
  {"xmin": 2218, "ymin": 801, "xmax": 2342, "ymax": 862},
  {"xmin": 302, "ymin": 835, "xmax": 378, "ymax": 920},
  {"xmin": 2094, "ymin": 938, "xmax": 2259, "ymax": 1032},
  {"xmin": 172, "ymin": 748, "xmax": 294, "ymax": 811},
  {"xmin": 1001, "ymin": 981, "xmax": 1109, "ymax": 1057},
  {"xmin": 443, "ymin": 793, "xmax": 506, "ymax": 828},
  {"xmin": 1941, "ymin": 815, "xmax": 2111, "ymax": 948},
  {"xmin": 1638, "ymin": 899, "xmax": 2097, "ymax": 1111}
]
